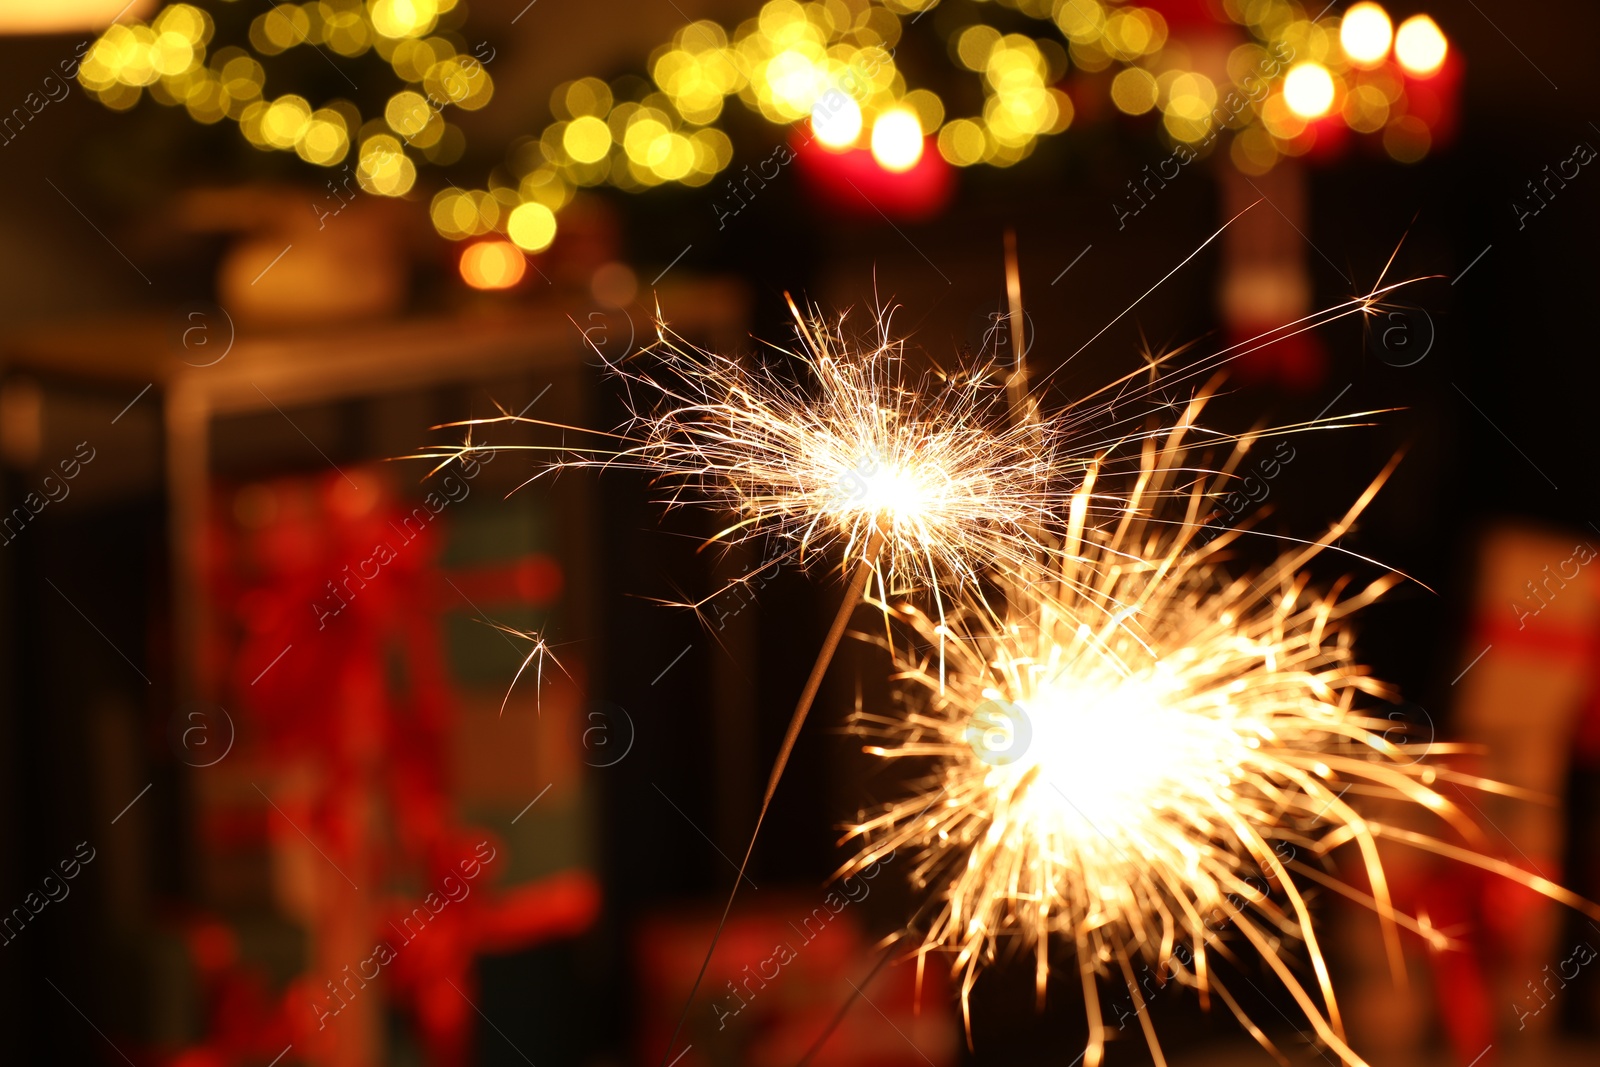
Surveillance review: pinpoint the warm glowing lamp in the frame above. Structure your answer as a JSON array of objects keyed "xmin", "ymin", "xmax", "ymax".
[
  {"xmin": 0, "ymin": 0, "xmax": 154, "ymax": 33},
  {"xmin": 1395, "ymin": 15, "xmax": 1448, "ymax": 77},
  {"xmin": 1339, "ymin": 3, "xmax": 1393, "ymax": 67},
  {"xmin": 459, "ymin": 240, "xmax": 526, "ymax": 290},
  {"xmin": 1283, "ymin": 62, "xmax": 1336, "ymax": 119},
  {"xmin": 870, "ymin": 108, "xmax": 924, "ymax": 172}
]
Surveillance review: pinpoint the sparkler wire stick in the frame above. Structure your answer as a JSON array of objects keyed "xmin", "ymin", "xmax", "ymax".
[
  {"xmin": 659, "ymin": 525, "xmax": 887, "ymax": 1067},
  {"xmin": 1003, "ymin": 229, "xmax": 1032, "ymax": 427}
]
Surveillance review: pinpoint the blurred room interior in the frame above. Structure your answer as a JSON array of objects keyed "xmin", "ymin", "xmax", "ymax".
[{"xmin": 1, "ymin": 0, "xmax": 1597, "ymax": 1064}]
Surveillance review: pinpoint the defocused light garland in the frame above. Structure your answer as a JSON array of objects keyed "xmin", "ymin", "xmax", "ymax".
[
  {"xmin": 77, "ymin": 0, "xmax": 492, "ymax": 198},
  {"xmin": 77, "ymin": 1, "xmax": 1452, "ymax": 258}
]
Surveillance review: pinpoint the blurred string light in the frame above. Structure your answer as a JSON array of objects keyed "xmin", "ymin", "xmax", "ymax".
[
  {"xmin": 1107, "ymin": 0, "xmax": 1458, "ymax": 177},
  {"xmin": 1204, "ymin": 0, "xmax": 1455, "ymax": 175},
  {"xmin": 77, "ymin": 0, "xmax": 492, "ymax": 196},
  {"xmin": 79, "ymin": 1, "xmax": 1453, "ymax": 255}
]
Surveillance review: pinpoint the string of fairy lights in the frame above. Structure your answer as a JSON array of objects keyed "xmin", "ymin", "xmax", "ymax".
[
  {"xmin": 77, "ymin": 0, "xmax": 488, "ymax": 198},
  {"xmin": 76, "ymin": 0, "xmax": 1451, "ymax": 265}
]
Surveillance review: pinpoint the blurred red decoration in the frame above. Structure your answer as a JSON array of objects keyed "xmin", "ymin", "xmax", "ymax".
[
  {"xmin": 1398, "ymin": 51, "xmax": 1463, "ymax": 145},
  {"xmin": 638, "ymin": 900, "xmax": 959, "ymax": 1067},
  {"xmin": 1226, "ymin": 322, "xmax": 1328, "ymax": 391},
  {"xmin": 168, "ymin": 465, "xmax": 599, "ymax": 1067},
  {"xmin": 793, "ymin": 134, "xmax": 955, "ymax": 223}
]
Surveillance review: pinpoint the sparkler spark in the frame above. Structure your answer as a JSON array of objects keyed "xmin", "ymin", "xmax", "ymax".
[
  {"xmin": 560, "ymin": 300, "xmax": 1081, "ymax": 593},
  {"xmin": 417, "ymin": 268, "xmax": 1420, "ymax": 607},
  {"xmin": 492, "ymin": 622, "xmax": 569, "ymax": 715},
  {"xmin": 403, "ymin": 240, "xmax": 1436, "ymax": 1067},
  {"xmin": 844, "ymin": 395, "xmax": 1599, "ymax": 1067}
]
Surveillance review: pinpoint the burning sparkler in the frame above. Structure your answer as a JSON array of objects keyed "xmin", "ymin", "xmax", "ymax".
[
  {"xmin": 415, "ymin": 219, "xmax": 1418, "ymax": 665},
  {"xmin": 406, "ymin": 227, "xmax": 1429, "ymax": 1067},
  {"xmin": 843, "ymin": 394, "xmax": 1598, "ymax": 1067},
  {"xmin": 598, "ymin": 297, "xmax": 1105, "ymax": 1062},
  {"xmin": 540, "ymin": 299, "xmax": 1081, "ymax": 589},
  {"xmin": 415, "ymin": 295, "xmax": 1110, "ymax": 1065}
]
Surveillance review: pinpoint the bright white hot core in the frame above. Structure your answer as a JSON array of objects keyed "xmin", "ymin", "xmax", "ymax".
[{"xmin": 1004, "ymin": 674, "xmax": 1249, "ymax": 850}]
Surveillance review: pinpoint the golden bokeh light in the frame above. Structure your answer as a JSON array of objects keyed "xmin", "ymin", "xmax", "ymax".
[
  {"xmin": 323, "ymin": 2, "xmax": 373, "ymax": 56},
  {"xmin": 154, "ymin": 2, "xmax": 209, "ymax": 43},
  {"xmin": 1283, "ymin": 61, "xmax": 1336, "ymax": 119},
  {"xmin": 811, "ymin": 92, "xmax": 863, "ymax": 148},
  {"xmin": 1052, "ymin": 0, "xmax": 1104, "ymax": 44},
  {"xmin": 183, "ymin": 73, "xmax": 229, "ymax": 124},
  {"xmin": 424, "ymin": 56, "xmax": 493, "ymax": 111},
  {"xmin": 901, "ymin": 89, "xmax": 945, "ymax": 140},
  {"xmin": 517, "ymin": 166, "xmax": 573, "ymax": 213},
  {"xmin": 654, "ymin": 132, "xmax": 697, "ymax": 180},
  {"xmin": 357, "ymin": 134, "xmax": 417, "ymax": 195},
  {"xmin": 1342, "ymin": 82, "xmax": 1391, "ymax": 133},
  {"xmin": 216, "ymin": 52, "xmax": 264, "ymax": 111},
  {"xmin": 1161, "ymin": 71, "xmax": 1218, "ymax": 143},
  {"xmin": 1394, "ymin": 14, "xmax": 1447, "ymax": 77},
  {"xmin": 979, "ymin": 33, "xmax": 1064, "ymax": 149},
  {"xmin": 559, "ymin": 76, "xmax": 613, "ymax": 120},
  {"xmin": 1110, "ymin": 67, "xmax": 1158, "ymax": 114},
  {"xmin": 651, "ymin": 22, "xmax": 741, "ymax": 125},
  {"xmin": 250, "ymin": 5, "xmax": 310, "ymax": 54},
  {"xmin": 1383, "ymin": 113, "xmax": 1431, "ymax": 162},
  {"xmin": 937, "ymin": 117, "xmax": 986, "ymax": 165},
  {"xmin": 955, "ymin": 24, "xmax": 1000, "ymax": 71},
  {"xmin": 149, "ymin": 30, "xmax": 196, "ymax": 76},
  {"xmin": 385, "ymin": 90, "xmax": 430, "ymax": 140},
  {"xmin": 692, "ymin": 126, "xmax": 733, "ymax": 171},
  {"xmin": 1339, "ymin": 2, "xmax": 1393, "ymax": 67},
  {"xmin": 506, "ymin": 202, "xmax": 557, "ymax": 252},
  {"xmin": 870, "ymin": 107, "xmax": 923, "ymax": 171},
  {"xmin": 369, "ymin": 0, "xmax": 440, "ymax": 40},
  {"xmin": 1230, "ymin": 125, "xmax": 1279, "ymax": 175},
  {"xmin": 1258, "ymin": 91, "xmax": 1307, "ymax": 141},
  {"xmin": 296, "ymin": 109, "xmax": 350, "ymax": 164},
  {"xmin": 1104, "ymin": 6, "xmax": 1166, "ymax": 58},
  {"xmin": 430, "ymin": 189, "xmax": 476, "ymax": 239},
  {"xmin": 261, "ymin": 94, "xmax": 313, "ymax": 149},
  {"xmin": 562, "ymin": 115, "xmax": 613, "ymax": 164},
  {"xmin": 388, "ymin": 35, "xmax": 446, "ymax": 81}
]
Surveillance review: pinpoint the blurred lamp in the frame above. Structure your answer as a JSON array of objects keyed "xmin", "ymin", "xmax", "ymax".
[{"xmin": 0, "ymin": 0, "xmax": 154, "ymax": 34}]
